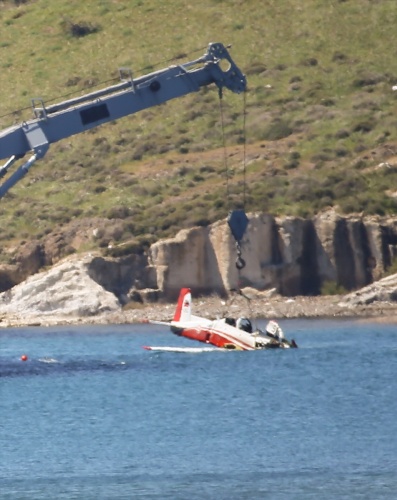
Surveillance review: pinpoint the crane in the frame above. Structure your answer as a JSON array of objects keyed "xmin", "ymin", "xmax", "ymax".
[{"xmin": 0, "ymin": 42, "xmax": 246, "ymax": 199}]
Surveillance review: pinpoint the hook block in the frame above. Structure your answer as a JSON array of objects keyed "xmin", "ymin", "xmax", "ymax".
[{"xmin": 227, "ymin": 209, "xmax": 249, "ymax": 242}]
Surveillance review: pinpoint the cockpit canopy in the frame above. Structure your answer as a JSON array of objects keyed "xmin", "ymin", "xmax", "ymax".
[{"xmin": 236, "ymin": 317, "xmax": 253, "ymax": 333}]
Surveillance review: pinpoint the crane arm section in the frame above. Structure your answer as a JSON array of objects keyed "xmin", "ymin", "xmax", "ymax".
[{"xmin": 0, "ymin": 42, "xmax": 246, "ymax": 199}]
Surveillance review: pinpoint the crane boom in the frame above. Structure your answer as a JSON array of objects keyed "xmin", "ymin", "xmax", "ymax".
[{"xmin": 0, "ymin": 42, "xmax": 246, "ymax": 199}]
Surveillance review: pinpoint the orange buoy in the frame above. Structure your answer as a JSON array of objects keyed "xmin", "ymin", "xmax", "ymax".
[{"xmin": 21, "ymin": 354, "xmax": 28, "ymax": 362}]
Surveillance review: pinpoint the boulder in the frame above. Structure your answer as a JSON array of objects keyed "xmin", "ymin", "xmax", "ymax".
[{"xmin": 0, "ymin": 254, "xmax": 120, "ymax": 319}]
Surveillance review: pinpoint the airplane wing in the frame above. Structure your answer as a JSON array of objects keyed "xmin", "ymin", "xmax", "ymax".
[
  {"xmin": 145, "ymin": 320, "xmax": 172, "ymax": 327},
  {"xmin": 142, "ymin": 346, "xmax": 223, "ymax": 353}
]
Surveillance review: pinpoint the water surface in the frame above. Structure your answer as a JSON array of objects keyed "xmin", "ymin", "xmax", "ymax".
[{"xmin": 1, "ymin": 319, "xmax": 396, "ymax": 499}]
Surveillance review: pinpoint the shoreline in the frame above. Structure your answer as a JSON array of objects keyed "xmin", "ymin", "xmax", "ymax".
[{"xmin": 1, "ymin": 294, "xmax": 397, "ymax": 328}]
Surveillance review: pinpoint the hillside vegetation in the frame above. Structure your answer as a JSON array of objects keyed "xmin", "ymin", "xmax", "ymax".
[{"xmin": 1, "ymin": 0, "xmax": 397, "ymax": 262}]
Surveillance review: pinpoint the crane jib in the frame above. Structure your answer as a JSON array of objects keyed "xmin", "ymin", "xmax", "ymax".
[
  {"xmin": 0, "ymin": 42, "xmax": 247, "ymax": 200},
  {"xmin": 80, "ymin": 104, "xmax": 111, "ymax": 126}
]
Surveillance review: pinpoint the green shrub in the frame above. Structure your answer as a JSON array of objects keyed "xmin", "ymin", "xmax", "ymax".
[
  {"xmin": 61, "ymin": 18, "xmax": 101, "ymax": 38},
  {"xmin": 320, "ymin": 280, "xmax": 348, "ymax": 296},
  {"xmin": 260, "ymin": 120, "xmax": 293, "ymax": 141}
]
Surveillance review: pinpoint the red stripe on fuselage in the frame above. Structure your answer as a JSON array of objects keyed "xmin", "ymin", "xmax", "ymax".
[{"xmin": 180, "ymin": 326, "xmax": 254, "ymax": 351}]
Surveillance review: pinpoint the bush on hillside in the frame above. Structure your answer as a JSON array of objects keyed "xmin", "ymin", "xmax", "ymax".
[{"xmin": 61, "ymin": 18, "xmax": 101, "ymax": 38}]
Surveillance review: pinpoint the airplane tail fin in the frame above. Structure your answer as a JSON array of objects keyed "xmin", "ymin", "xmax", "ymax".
[{"xmin": 173, "ymin": 288, "xmax": 192, "ymax": 322}]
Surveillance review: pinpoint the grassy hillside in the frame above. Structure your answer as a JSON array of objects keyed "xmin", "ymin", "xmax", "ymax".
[{"xmin": 1, "ymin": 0, "xmax": 397, "ymax": 260}]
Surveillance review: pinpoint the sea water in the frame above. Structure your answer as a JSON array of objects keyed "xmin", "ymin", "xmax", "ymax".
[{"xmin": 1, "ymin": 319, "xmax": 397, "ymax": 499}]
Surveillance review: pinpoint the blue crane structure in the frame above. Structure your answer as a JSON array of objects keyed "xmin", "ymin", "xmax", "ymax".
[{"xmin": 0, "ymin": 42, "xmax": 246, "ymax": 199}]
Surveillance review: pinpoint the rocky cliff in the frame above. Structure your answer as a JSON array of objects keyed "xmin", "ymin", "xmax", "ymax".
[
  {"xmin": 1, "ymin": 209, "xmax": 397, "ymax": 313},
  {"xmin": 148, "ymin": 209, "xmax": 397, "ymax": 299}
]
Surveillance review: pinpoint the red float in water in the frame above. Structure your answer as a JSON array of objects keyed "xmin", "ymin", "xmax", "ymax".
[{"xmin": 20, "ymin": 354, "xmax": 28, "ymax": 362}]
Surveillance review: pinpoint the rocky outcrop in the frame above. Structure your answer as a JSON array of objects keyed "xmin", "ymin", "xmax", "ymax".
[
  {"xmin": 0, "ymin": 241, "xmax": 45, "ymax": 292},
  {"xmin": 0, "ymin": 254, "xmax": 120, "ymax": 320},
  {"xmin": 0, "ymin": 217, "xmax": 126, "ymax": 292},
  {"xmin": 148, "ymin": 210, "xmax": 397, "ymax": 299},
  {"xmin": 86, "ymin": 253, "xmax": 149, "ymax": 304},
  {"xmin": 2, "ymin": 209, "xmax": 397, "ymax": 308},
  {"xmin": 338, "ymin": 273, "xmax": 397, "ymax": 308},
  {"xmin": 148, "ymin": 225, "xmax": 231, "ymax": 299},
  {"xmin": 0, "ymin": 252, "xmax": 397, "ymax": 327},
  {"xmin": 1, "ymin": 237, "xmax": 397, "ymax": 325}
]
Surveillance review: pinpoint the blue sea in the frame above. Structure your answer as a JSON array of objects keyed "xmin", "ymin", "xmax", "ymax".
[{"xmin": 1, "ymin": 319, "xmax": 397, "ymax": 499}]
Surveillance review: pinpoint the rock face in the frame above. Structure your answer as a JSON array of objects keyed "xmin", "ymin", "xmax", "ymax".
[
  {"xmin": 148, "ymin": 210, "xmax": 397, "ymax": 299},
  {"xmin": 149, "ymin": 225, "xmax": 231, "ymax": 299},
  {"xmin": 0, "ymin": 241, "xmax": 45, "ymax": 292},
  {"xmin": 2, "ymin": 209, "xmax": 397, "ymax": 315}
]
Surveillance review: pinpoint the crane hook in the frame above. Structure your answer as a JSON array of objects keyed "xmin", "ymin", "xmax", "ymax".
[
  {"xmin": 228, "ymin": 210, "xmax": 248, "ymax": 271},
  {"xmin": 236, "ymin": 255, "xmax": 246, "ymax": 270},
  {"xmin": 235, "ymin": 243, "xmax": 246, "ymax": 270}
]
